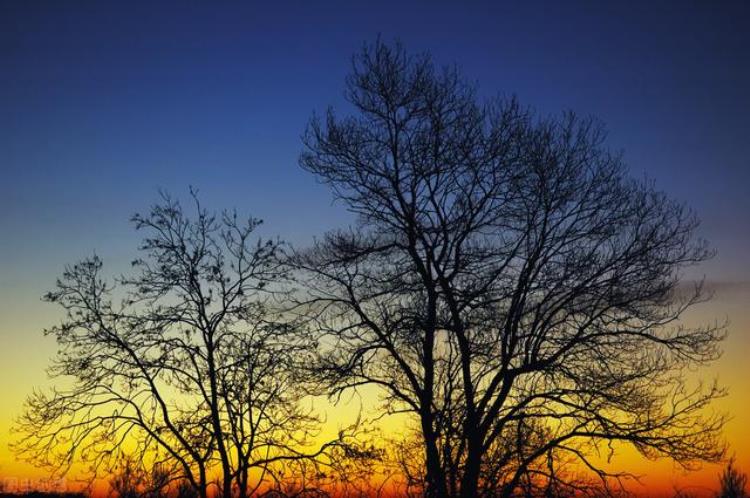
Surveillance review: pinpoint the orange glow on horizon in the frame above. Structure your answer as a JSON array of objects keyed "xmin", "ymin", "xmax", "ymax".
[{"xmin": 2, "ymin": 285, "xmax": 748, "ymax": 497}]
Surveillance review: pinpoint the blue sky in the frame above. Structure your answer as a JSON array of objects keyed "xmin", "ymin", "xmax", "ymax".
[{"xmin": 1, "ymin": 1, "xmax": 748, "ymax": 290}]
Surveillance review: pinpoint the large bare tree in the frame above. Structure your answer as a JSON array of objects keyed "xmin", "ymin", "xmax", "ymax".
[
  {"xmin": 293, "ymin": 40, "xmax": 727, "ymax": 498},
  {"xmin": 13, "ymin": 191, "xmax": 344, "ymax": 498}
]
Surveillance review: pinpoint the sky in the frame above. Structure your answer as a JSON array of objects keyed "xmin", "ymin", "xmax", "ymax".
[{"xmin": 1, "ymin": 1, "xmax": 749, "ymax": 495}]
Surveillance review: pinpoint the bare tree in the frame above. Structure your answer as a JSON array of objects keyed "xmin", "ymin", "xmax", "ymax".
[
  {"xmin": 293, "ymin": 40, "xmax": 727, "ymax": 498},
  {"xmin": 12, "ymin": 191, "xmax": 340, "ymax": 498}
]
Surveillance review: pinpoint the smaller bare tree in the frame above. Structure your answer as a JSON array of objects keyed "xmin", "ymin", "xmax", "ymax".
[{"xmin": 12, "ymin": 190, "xmax": 347, "ymax": 498}]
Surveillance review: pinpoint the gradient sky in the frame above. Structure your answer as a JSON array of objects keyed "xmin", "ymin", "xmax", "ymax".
[{"xmin": 1, "ymin": 1, "xmax": 749, "ymax": 495}]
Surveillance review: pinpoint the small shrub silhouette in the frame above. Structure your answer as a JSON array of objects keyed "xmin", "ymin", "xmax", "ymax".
[{"xmin": 718, "ymin": 458, "xmax": 747, "ymax": 498}]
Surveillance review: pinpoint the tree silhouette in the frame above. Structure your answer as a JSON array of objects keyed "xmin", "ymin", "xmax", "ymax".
[
  {"xmin": 293, "ymin": 40, "xmax": 727, "ymax": 498},
  {"xmin": 12, "ymin": 191, "xmax": 347, "ymax": 498},
  {"xmin": 108, "ymin": 458, "xmax": 155, "ymax": 498},
  {"xmin": 718, "ymin": 458, "xmax": 747, "ymax": 498}
]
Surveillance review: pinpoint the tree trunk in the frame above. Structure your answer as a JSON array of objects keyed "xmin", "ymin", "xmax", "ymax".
[
  {"xmin": 422, "ymin": 411, "xmax": 449, "ymax": 498},
  {"xmin": 459, "ymin": 441, "xmax": 482, "ymax": 498},
  {"xmin": 206, "ymin": 339, "xmax": 233, "ymax": 498},
  {"xmin": 197, "ymin": 468, "xmax": 209, "ymax": 498},
  {"xmin": 237, "ymin": 465, "xmax": 248, "ymax": 498}
]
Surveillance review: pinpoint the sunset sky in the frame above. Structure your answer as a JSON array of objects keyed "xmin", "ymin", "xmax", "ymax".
[{"xmin": 1, "ymin": 2, "xmax": 748, "ymax": 496}]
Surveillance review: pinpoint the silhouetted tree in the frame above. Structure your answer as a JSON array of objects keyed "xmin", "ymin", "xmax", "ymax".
[
  {"xmin": 109, "ymin": 458, "xmax": 146, "ymax": 498},
  {"xmin": 718, "ymin": 459, "xmax": 747, "ymax": 498},
  {"xmin": 175, "ymin": 480, "xmax": 199, "ymax": 498},
  {"xmin": 13, "ymin": 191, "xmax": 344, "ymax": 498},
  {"xmin": 294, "ymin": 40, "xmax": 727, "ymax": 498},
  {"xmin": 107, "ymin": 458, "xmax": 175, "ymax": 498}
]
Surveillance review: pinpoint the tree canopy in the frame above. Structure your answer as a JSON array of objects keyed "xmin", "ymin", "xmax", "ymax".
[{"xmin": 294, "ymin": 40, "xmax": 726, "ymax": 498}]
